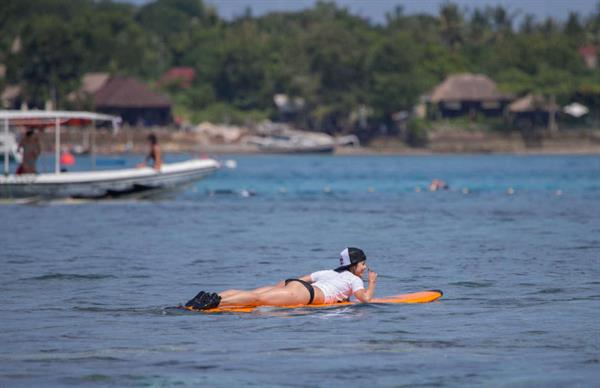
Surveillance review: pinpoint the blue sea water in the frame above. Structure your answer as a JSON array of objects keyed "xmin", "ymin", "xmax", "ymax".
[{"xmin": 1, "ymin": 154, "xmax": 599, "ymax": 387}]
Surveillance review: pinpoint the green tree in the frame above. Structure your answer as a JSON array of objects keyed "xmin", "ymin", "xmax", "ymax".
[
  {"xmin": 438, "ymin": 2, "xmax": 464, "ymax": 50},
  {"xmin": 13, "ymin": 15, "xmax": 85, "ymax": 108},
  {"xmin": 137, "ymin": 0, "xmax": 218, "ymax": 66},
  {"xmin": 564, "ymin": 12, "xmax": 585, "ymax": 43},
  {"xmin": 519, "ymin": 14, "xmax": 536, "ymax": 34},
  {"xmin": 367, "ymin": 32, "xmax": 426, "ymax": 116}
]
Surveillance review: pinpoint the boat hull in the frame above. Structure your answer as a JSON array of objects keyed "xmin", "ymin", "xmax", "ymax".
[
  {"xmin": 0, "ymin": 159, "xmax": 219, "ymax": 199},
  {"xmin": 256, "ymin": 144, "xmax": 335, "ymax": 154}
]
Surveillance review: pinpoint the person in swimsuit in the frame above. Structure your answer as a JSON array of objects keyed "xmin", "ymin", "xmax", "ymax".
[
  {"xmin": 185, "ymin": 247, "xmax": 378, "ymax": 310},
  {"xmin": 139, "ymin": 133, "xmax": 162, "ymax": 170},
  {"xmin": 16, "ymin": 128, "xmax": 41, "ymax": 175}
]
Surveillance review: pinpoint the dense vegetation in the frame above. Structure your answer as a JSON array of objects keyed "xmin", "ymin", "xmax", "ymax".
[{"xmin": 2, "ymin": 0, "xmax": 600, "ymax": 135}]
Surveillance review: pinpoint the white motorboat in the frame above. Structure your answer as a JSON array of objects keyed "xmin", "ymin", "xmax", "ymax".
[
  {"xmin": 243, "ymin": 124, "xmax": 336, "ymax": 154},
  {"xmin": 244, "ymin": 134, "xmax": 335, "ymax": 153},
  {"xmin": 0, "ymin": 110, "xmax": 219, "ymax": 199}
]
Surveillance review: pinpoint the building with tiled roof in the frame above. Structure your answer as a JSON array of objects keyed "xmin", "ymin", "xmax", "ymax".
[
  {"xmin": 578, "ymin": 45, "xmax": 597, "ymax": 69},
  {"xmin": 85, "ymin": 75, "xmax": 172, "ymax": 126},
  {"xmin": 158, "ymin": 67, "xmax": 196, "ymax": 89}
]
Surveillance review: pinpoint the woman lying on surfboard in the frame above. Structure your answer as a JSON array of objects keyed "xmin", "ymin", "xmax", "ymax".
[{"xmin": 185, "ymin": 247, "xmax": 377, "ymax": 310}]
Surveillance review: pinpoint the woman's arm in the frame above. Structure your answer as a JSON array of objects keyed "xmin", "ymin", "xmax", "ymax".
[
  {"xmin": 353, "ymin": 270, "xmax": 378, "ymax": 303},
  {"xmin": 298, "ymin": 274, "xmax": 313, "ymax": 283}
]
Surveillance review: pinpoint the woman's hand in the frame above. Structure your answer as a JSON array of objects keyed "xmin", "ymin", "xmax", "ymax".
[
  {"xmin": 355, "ymin": 269, "xmax": 378, "ymax": 303},
  {"xmin": 368, "ymin": 269, "xmax": 378, "ymax": 283}
]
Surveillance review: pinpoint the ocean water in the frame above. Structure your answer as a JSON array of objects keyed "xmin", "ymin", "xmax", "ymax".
[{"xmin": 1, "ymin": 154, "xmax": 599, "ymax": 387}]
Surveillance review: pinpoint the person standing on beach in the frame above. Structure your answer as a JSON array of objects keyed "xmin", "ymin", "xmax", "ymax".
[{"xmin": 16, "ymin": 128, "xmax": 41, "ymax": 174}]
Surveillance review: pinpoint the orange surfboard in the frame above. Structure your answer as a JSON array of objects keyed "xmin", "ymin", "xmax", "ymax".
[{"xmin": 181, "ymin": 289, "xmax": 443, "ymax": 313}]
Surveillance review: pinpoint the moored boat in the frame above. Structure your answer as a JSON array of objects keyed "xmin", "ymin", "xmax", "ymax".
[
  {"xmin": 0, "ymin": 110, "xmax": 219, "ymax": 199},
  {"xmin": 244, "ymin": 134, "xmax": 335, "ymax": 153},
  {"xmin": 243, "ymin": 124, "xmax": 336, "ymax": 154}
]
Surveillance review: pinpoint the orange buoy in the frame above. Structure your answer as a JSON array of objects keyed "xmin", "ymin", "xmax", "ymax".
[{"xmin": 60, "ymin": 151, "xmax": 75, "ymax": 166}]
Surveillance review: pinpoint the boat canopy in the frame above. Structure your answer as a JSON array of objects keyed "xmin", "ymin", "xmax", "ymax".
[
  {"xmin": 0, "ymin": 110, "xmax": 120, "ymax": 120},
  {"xmin": 2, "ymin": 110, "xmax": 122, "ymax": 175},
  {"xmin": 0, "ymin": 110, "xmax": 120, "ymax": 127}
]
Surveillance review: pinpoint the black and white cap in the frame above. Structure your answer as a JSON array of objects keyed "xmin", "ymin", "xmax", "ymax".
[{"xmin": 339, "ymin": 247, "xmax": 367, "ymax": 268}]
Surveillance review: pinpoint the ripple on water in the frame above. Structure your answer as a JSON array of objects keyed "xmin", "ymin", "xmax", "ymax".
[
  {"xmin": 189, "ymin": 258, "xmax": 219, "ymax": 265},
  {"xmin": 559, "ymin": 245, "xmax": 600, "ymax": 251},
  {"xmin": 357, "ymin": 338, "xmax": 465, "ymax": 355},
  {"xmin": 521, "ymin": 330, "xmax": 548, "ymax": 335},
  {"xmin": 15, "ymin": 354, "xmax": 126, "ymax": 363},
  {"xmin": 80, "ymin": 375, "xmax": 112, "ymax": 382},
  {"xmin": 449, "ymin": 281, "xmax": 495, "ymax": 288},
  {"xmin": 71, "ymin": 306, "xmax": 169, "ymax": 317},
  {"xmin": 536, "ymin": 288, "xmax": 565, "ymax": 294},
  {"xmin": 21, "ymin": 273, "xmax": 117, "ymax": 281}
]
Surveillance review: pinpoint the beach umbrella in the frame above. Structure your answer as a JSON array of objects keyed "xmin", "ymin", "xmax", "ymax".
[{"xmin": 563, "ymin": 102, "xmax": 589, "ymax": 118}]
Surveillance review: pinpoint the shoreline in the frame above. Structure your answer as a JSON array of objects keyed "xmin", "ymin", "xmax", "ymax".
[{"xmin": 39, "ymin": 128, "xmax": 600, "ymax": 156}]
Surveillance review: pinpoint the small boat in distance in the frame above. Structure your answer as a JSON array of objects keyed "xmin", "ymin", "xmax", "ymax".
[
  {"xmin": 243, "ymin": 123, "xmax": 335, "ymax": 154},
  {"xmin": 0, "ymin": 110, "xmax": 219, "ymax": 199},
  {"xmin": 244, "ymin": 133, "xmax": 336, "ymax": 153}
]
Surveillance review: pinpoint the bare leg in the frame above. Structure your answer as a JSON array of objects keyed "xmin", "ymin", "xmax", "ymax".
[
  {"xmin": 251, "ymin": 284, "xmax": 284, "ymax": 294},
  {"xmin": 218, "ymin": 289, "xmax": 245, "ymax": 298},
  {"xmin": 219, "ymin": 282, "xmax": 310, "ymax": 307},
  {"xmin": 219, "ymin": 282, "xmax": 285, "ymax": 298}
]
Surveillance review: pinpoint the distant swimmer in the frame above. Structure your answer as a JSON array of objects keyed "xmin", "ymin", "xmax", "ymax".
[
  {"xmin": 429, "ymin": 179, "xmax": 449, "ymax": 192},
  {"xmin": 185, "ymin": 247, "xmax": 378, "ymax": 310}
]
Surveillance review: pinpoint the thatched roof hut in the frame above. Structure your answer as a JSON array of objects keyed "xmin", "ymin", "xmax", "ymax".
[
  {"xmin": 81, "ymin": 73, "xmax": 111, "ymax": 95},
  {"xmin": 1, "ymin": 85, "xmax": 22, "ymax": 109},
  {"xmin": 508, "ymin": 94, "xmax": 559, "ymax": 113},
  {"xmin": 431, "ymin": 74, "xmax": 510, "ymax": 103},
  {"xmin": 429, "ymin": 73, "xmax": 512, "ymax": 118},
  {"xmin": 68, "ymin": 72, "xmax": 110, "ymax": 103},
  {"xmin": 509, "ymin": 94, "xmax": 560, "ymax": 132}
]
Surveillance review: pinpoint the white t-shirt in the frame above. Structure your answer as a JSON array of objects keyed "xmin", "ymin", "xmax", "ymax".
[{"xmin": 310, "ymin": 270, "xmax": 365, "ymax": 304}]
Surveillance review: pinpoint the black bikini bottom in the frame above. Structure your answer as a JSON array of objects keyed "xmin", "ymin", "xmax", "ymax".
[{"xmin": 284, "ymin": 278, "xmax": 315, "ymax": 304}]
